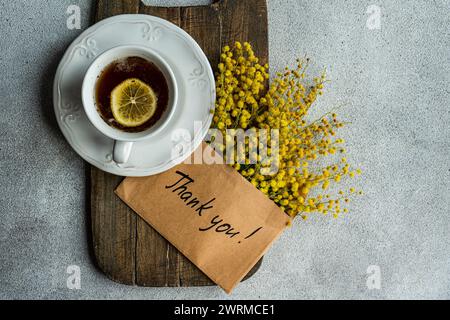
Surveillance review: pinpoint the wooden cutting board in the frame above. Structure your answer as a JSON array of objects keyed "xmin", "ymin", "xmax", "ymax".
[{"xmin": 91, "ymin": 0, "xmax": 268, "ymax": 287}]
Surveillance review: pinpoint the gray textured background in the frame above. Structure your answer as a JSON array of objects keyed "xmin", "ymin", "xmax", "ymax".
[{"xmin": 0, "ymin": 0, "xmax": 449, "ymax": 299}]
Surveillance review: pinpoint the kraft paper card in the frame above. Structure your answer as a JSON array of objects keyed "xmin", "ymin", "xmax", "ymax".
[{"xmin": 115, "ymin": 145, "xmax": 290, "ymax": 293}]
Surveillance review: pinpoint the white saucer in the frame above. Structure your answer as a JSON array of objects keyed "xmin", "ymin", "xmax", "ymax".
[{"xmin": 53, "ymin": 14, "xmax": 215, "ymax": 176}]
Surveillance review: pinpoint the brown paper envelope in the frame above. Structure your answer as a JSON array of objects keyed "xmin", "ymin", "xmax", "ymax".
[{"xmin": 115, "ymin": 145, "xmax": 290, "ymax": 293}]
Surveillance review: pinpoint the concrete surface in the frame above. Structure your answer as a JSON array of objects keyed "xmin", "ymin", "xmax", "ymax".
[{"xmin": 0, "ymin": 0, "xmax": 449, "ymax": 299}]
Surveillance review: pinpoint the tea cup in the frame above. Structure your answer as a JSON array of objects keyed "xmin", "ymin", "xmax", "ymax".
[{"xmin": 81, "ymin": 45, "xmax": 178, "ymax": 164}]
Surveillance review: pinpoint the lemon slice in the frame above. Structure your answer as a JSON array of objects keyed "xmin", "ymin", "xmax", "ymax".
[{"xmin": 110, "ymin": 78, "xmax": 157, "ymax": 127}]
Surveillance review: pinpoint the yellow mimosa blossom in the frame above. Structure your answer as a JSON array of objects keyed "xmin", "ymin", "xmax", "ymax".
[{"xmin": 212, "ymin": 42, "xmax": 362, "ymax": 220}]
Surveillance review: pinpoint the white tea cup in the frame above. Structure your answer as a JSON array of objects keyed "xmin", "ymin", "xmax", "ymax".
[{"xmin": 81, "ymin": 45, "xmax": 178, "ymax": 164}]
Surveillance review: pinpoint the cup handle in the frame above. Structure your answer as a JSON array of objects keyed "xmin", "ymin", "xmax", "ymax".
[{"xmin": 113, "ymin": 141, "xmax": 133, "ymax": 164}]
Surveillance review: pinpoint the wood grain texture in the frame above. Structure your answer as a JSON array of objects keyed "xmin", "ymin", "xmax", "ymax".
[{"xmin": 91, "ymin": 0, "xmax": 268, "ymax": 287}]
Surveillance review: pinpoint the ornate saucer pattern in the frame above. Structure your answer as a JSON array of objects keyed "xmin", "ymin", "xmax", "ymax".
[{"xmin": 53, "ymin": 14, "xmax": 215, "ymax": 176}]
